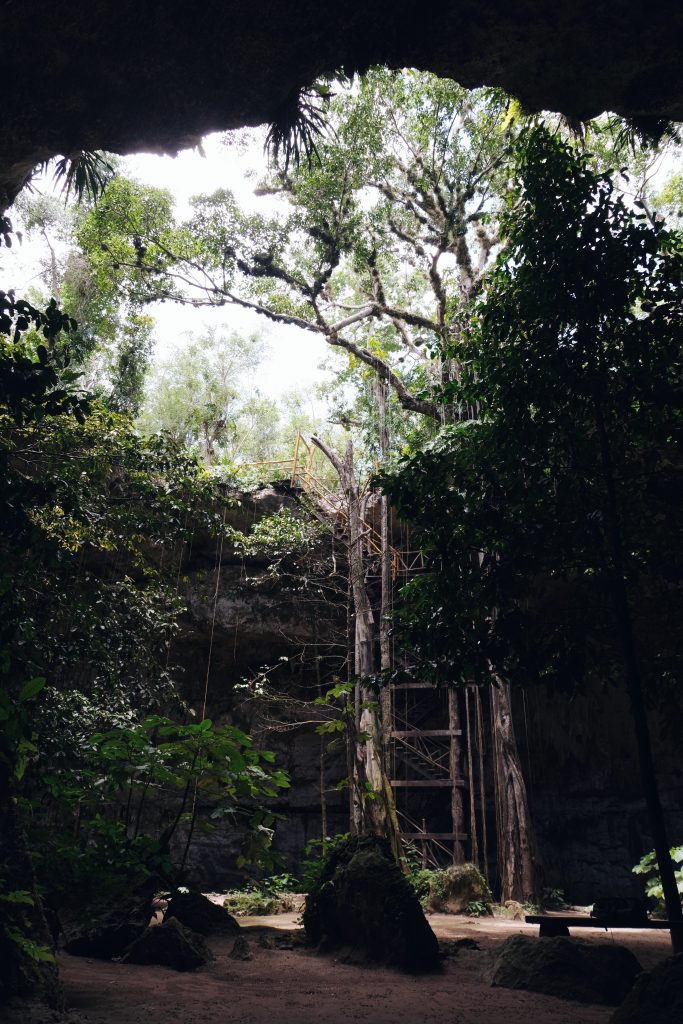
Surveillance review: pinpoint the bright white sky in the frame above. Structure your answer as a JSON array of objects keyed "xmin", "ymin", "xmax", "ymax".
[{"xmin": 2, "ymin": 130, "xmax": 336, "ymax": 407}]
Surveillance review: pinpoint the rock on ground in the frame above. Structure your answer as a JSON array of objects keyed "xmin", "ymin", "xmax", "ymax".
[
  {"xmin": 163, "ymin": 890, "xmax": 239, "ymax": 936},
  {"xmin": 489, "ymin": 934, "xmax": 642, "ymax": 1005},
  {"xmin": 610, "ymin": 953, "xmax": 683, "ymax": 1024},
  {"xmin": 426, "ymin": 863, "xmax": 492, "ymax": 914},
  {"xmin": 123, "ymin": 917, "xmax": 213, "ymax": 971},
  {"xmin": 303, "ymin": 833, "xmax": 439, "ymax": 972},
  {"xmin": 229, "ymin": 937, "xmax": 253, "ymax": 961},
  {"xmin": 63, "ymin": 900, "xmax": 152, "ymax": 960}
]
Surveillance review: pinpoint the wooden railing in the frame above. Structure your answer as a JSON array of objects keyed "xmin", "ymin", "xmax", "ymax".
[{"xmin": 242, "ymin": 433, "xmax": 425, "ymax": 579}]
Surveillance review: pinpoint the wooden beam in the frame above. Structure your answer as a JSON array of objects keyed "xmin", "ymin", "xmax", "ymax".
[
  {"xmin": 391, "ymin": 729, "xmax": 461, "ymax": 737},
  {"xmin": 390, "ymin": 779, "xmax": 467, "ymax": 788},
  {"xmin": 391, "ymin": 682, "xmax": 438, "ymax": 689},
  {"xmin": 401, "ymin": 832, "xmax": 469, "ymax": 841}
]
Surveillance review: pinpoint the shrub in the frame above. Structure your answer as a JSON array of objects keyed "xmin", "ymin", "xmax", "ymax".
[{"xmin": 633, "ymin": 845, "xmax": 683, "ymax": 915}]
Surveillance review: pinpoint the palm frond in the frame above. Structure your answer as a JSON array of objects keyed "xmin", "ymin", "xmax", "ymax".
[
  {"xmin": 264, "ymin": 86, "xmax": 331, "ymax": 172},
  {"xmin": 30, "ymin": 151, "xmax": 116, "ymax": 204}
]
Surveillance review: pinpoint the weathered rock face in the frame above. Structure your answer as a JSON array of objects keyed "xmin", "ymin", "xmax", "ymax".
[
  {"xmin": 515, "ymin": 681, "xmax": 683, "ymax": 902},
  {"xmin": 175, "ymin": 486, "xmax": 345, "ymax": 710},
  {"xmin": 170, "ymin": 486, "xmax": 348, "ymax": 888},
  {"xmin": 303, "ymin": 834, "xmax": 440, "ymax": 972},
  {"xmin": 489, "ymin": 935, "xmax": 643, "ymax": 1006},
  {"xmin": 3, "ymin": 3, "xmax": 683, "ymax": 208},
  {"xmin": 611, "ymin": 954, "xmax": 683, "ymax": 1024}
]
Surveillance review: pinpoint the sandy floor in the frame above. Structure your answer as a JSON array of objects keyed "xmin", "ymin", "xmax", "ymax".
[{"xmin": 52, "ymin": 912, "xmax": 673, "ymax": 1024}]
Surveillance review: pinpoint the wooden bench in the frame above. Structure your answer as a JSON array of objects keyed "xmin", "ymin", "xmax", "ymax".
[{"xmin": 525, "ymin": 914, "xmax": 674, "ymax": 937}]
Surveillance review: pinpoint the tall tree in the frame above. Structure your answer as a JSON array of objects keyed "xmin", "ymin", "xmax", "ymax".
[
  {"xmin": 383, "ymin": 127, "xmax": 683, "ymax": 944},
  {"xmin": 137, "ymin": 326, "xmax": 266, "ymax": 464},
  {"xmin": 76, "ymin": 71, "xmax": 513, "ymax": 420},
  {"xmin": 79, "ymin": 69, "xmax": 539, "ymax": 878}
]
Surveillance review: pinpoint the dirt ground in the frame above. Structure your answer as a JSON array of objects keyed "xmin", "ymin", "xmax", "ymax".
[{"xmin": 49, "ymin": 911, "xmax": 674, "ymax": 1024}]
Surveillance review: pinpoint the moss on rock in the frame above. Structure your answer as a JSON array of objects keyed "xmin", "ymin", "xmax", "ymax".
[{"xmin": 426, "ymin": 863, "xmax": 492, "ymax": 914}]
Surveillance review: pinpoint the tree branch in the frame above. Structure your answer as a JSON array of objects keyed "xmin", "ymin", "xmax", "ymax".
[{"xmin": 327, "ymin": 331, "xmax": 440, "ymax": 420}]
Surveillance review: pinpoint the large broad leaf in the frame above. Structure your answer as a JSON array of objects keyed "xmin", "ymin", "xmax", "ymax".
[{"xmin": 18, "ymin": 676, "xmax": 46, "ymax": 702}]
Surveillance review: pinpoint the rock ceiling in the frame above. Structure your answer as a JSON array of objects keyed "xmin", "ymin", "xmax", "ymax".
[{"xmin": 2, "ymin": 0, "xmax": 683, "ymax": 208}]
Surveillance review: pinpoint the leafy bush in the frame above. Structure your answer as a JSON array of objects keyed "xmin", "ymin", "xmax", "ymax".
[
  {"xmin": 222, "ymin": 872, "xmax": 305, "ymax": 916},
  {"xmin": 408, "ymin": 868, "xmax": 436, "ymax": 906},
  {"xmin": 299, "ymin": 833, "xmax": 350, "ymax": 894},
  {"xmin": 237, "ymin": 508, "xmax": 326, "ymax": 558},
  {"xmin": 29, "ymin": 715, "xmax": 290, "ymax": 915},
  {"xmin": 260, "ymin": 872, "xmax": 302, "ymax": 895},
  {"xmin": 542, "ymin": 887, "xmax": 569, "ymax": 910},
  {"xmin": 633, "ymin": 845, "xmax": 683, "ymax": 914},
  {"xmin": 0, "ymin": 877, "xmax": 55, "ymax": 966},
  {"xmin": 223, "ymin": 888, "xmax": 279, "ymax": 916},
  {"xmin": 464, "ymin": 899, "xmax": 492, "ymax": 917}
]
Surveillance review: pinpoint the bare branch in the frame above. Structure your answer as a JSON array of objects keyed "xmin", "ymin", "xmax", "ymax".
[{"xmin": 329, "ymin": 304, "xmax": 375, "ymax": 332}]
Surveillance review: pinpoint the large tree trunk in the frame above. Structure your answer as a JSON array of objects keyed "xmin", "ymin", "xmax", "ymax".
[
  {"xmin": 375, "ymin": 381, "xmax": 393, "ymax": 766},
  {"xmin": 490, "ymin": 677, "xmax": 538, "ymax": 903},
  {"xmin": 448, "ymin": 689, "xmax": 466, "ymax": 863},
  {"xmin": 311, "ymin": 435, "xmax": 401, "ymax": 857}
]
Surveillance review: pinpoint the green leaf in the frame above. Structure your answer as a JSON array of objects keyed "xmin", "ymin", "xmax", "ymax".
[{"xmin": 18, "ymin": 677, "xmax": 46, "ymax": 702}]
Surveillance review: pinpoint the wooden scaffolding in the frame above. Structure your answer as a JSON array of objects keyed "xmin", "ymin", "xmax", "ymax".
[
  {"xmin": 245, "ymin": 434, "xmax": 472, "ymax": 867},
  {"xmin": 388, "ymin": 680, "xmax": 470, "ymax": 867}
]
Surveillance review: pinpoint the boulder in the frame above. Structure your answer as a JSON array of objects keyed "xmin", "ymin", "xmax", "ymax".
[
  {"xmin": 229, "ymin": 937, "xmax": 253, "ymax": 961},
  {"xmin": 426, "ymin": 863, "xmax": 492, "ymax": 914},
  {"xmin": 123, "ymin": 917, "xmax": 212, "ymax": 971},
  {"xmin": 63, "ymin": 900, "xmax": 152, "ymax": 960},
  {"xmin": 163, "ymin": 890, "xmax": 239, "ymax": 936},
  {"xmin": 258, "ymin": 931, "xmax": 304, "ymax": 950},
  {"xmin": 489, "ymin": 934, "xmax": 642, "ymax": 1006},
  {"xmin": 611, "ymin": 954, "xmax": 683, "ymax": 1024},
  {"xmin": 503, "ymin": 900, "xmax": 526, "ymax": 920},
  {"xmin": 303, "ymin": 834, "xmax": 439, "ymax": 972}
]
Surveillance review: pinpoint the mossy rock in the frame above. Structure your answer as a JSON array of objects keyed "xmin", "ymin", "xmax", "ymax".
[
  {"xmin": 303, "ymin": 833, "xmax": 439, "ymax": 972},
  {"xmin": 611, "ymin": 954, "xmax": 683, "ymax": 1024},
  {"xmin": 490, "ymin": 934, "xmax": 642, "ymax": 1006},
  {"xmin": 426, "ymin": 863, "xmax": 492, "ymax": 914},
  {"xmin": 123, "ymin": 917, "xmax": 213, "ymax": 971},
  {"xmin": 164, "ymin": 889, "xmax": 239, "ymax": 935}
]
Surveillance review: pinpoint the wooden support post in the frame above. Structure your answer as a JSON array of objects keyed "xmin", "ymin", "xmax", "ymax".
[
  {"xmin": 448, "ymin": 689, "xmax": 466, "ymax": 863},
  {"xmin": 291, "ymin": 432, "xmax": 301, "ymax": 487},
  {"xmin": 475, "ymin": 688, "xmax": 489, "ymax": 881},
  {"xmin": 466, "ymin": 686, "xmax": 480, "ymax": 869}
]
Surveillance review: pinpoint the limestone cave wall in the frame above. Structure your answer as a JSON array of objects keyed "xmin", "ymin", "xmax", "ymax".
[
  {"xmin": 174, "ymin": 484, "xmax": 682, "ymax": 901},
  {"xmin": 516, "ymin": 680, "xmax": 683, "ymax": 903},
  {"xmin": 171, "ymin": 484, "xmax": 348, "ymax": 887}
]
